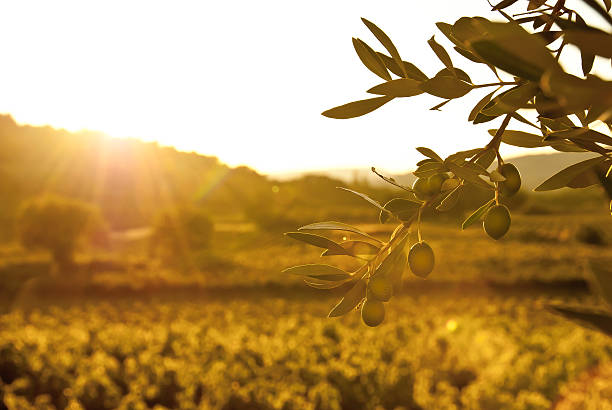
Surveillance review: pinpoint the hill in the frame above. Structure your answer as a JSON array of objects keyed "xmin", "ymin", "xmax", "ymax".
[{"xmin": 0, "ymin": 115, "xmax": 391, "ymax": 240}]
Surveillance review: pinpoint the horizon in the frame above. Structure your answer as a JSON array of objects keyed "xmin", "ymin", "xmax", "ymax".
[{"xmin": 1, "ymin": 112, "xmax": 584, "ymax": 179}]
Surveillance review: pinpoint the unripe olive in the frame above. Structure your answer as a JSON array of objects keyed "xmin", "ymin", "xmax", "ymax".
[
  {"xmin": 361, "ymin": 299, "xmax": 385, "ymax": 327},
  {"xmin": 499, "ymin": 163, "xmax": 521, "ymax": 197},
  {"xmin": 367, "ymin": 275, "xmax": 393, "ymax": 302},
  {"xmin": 408, "ymin": 241, "xmax": 435, "ymax": 278},
  {"xmin": 412, "ymin": 178, "xmax": 430, "ymax": 200},
  {"xmin": 483, "ymin": 204, "xmax": 511, "ymax": 240},
  {"xmin": 427, "ymin": 173, "xmax": 449, "ymax": 196}
]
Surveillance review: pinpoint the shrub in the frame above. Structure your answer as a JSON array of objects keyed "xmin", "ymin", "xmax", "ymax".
[{"xmin": 16, "ymin": 195, "xmax": 101, "ymax": 271}]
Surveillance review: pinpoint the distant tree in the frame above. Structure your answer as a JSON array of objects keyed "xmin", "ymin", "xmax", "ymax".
[
  {"xmin": 285, "ymin": 0, "xmax": 612, "ymax": 331},
  {"xmin": 149, "ymin": 207, "xmax": 214, "ymax": 268},
  {"xmin": 17, "ymin": 195, "xmax": 102, "ymax": 271}
]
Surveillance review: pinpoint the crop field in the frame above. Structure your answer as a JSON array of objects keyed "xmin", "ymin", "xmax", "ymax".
[{"xmin": 2, "ymin": 212, "xmax": 612, "ymax": 409}]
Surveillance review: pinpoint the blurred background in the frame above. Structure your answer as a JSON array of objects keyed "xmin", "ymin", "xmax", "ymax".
[{"xmin": 1, "ymin": 1, "xmax": 612, "ymax": 409}]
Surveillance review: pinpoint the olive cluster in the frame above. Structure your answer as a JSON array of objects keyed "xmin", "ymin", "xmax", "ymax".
[
  {"xmin": 360, "ymin": 164, "xmax": 521, "ymax": 328},
  {"xmin": 362, "ymin": 239, "xmax": 435, "ymax": 328}
]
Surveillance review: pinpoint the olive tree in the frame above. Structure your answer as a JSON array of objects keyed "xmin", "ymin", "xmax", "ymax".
[
  {"xmin": 284, "ymin": 0, "xmax": 612, "ymax": 329},
  {"xmin": 17, "ymin": 195, "xmax": 101, "ymax": 271}
]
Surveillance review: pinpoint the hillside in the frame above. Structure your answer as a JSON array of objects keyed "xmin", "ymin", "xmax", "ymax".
[
  {"xmin": 0, "ymin": 115, "xmax": 268, "ymax": 230},
  {"xmin": 0, "ymin": 115, "xmax": 391, "ymax": 239}
]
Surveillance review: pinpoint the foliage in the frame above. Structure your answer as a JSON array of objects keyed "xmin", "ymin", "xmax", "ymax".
[
  {"xmin": 1, "ymin": 294, "xmax": 611, "ymax": 409},
  {"xmin": 16, "ymin": 195, "xmax": 101, "ymax": 271},
  {"xmin": 285, "ymin": 0, "xmax": 612, "ymax": 327},
  {"xmin": 149, "ymin": 207, "xmax": 214, "ymax": 269}
]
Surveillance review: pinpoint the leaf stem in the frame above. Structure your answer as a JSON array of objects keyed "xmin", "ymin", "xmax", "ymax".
[
  {"xmin": 474, "ymin": 82, "xmax": 520, "ymax": 88},
  {"xmin": 371, "ymin": 167, "xmax": 414, "ymax": 193},
  {"xmin": 485, "ymin": 113, "xmax": 513, "ymax": 152},
  {"xmin": 513, "ymin": 6, "xmax": 554, "ymax": 17}
]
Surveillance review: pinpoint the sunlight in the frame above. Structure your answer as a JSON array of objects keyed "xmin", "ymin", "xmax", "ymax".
[{"xmin": 0, "ymin": 1, "xmax": 607, "ymax": 175}]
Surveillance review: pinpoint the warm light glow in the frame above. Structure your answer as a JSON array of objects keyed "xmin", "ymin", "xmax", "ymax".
[{"xmin": 0, "ymin": 1, "xmax": 608, "ymax": 175}]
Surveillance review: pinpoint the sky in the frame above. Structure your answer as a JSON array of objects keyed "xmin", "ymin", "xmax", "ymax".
[{"xmin": 0, "ymin": 1, "xmax": 609, "ymax": 176}]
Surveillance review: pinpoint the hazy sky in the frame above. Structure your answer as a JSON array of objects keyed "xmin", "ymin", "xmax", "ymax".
[{"xmin": 0, "ymin": 1, "xmax": 609, "ymax": 175}]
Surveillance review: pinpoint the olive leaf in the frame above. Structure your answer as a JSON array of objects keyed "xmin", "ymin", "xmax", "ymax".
[
  {"xmin": 586, "ymin": 103, "xmax": 610, "ymax": 124},
  {"xmin": 304, "ymin": 279, "xmax": 354, "ymax": 290},
  {"xmin": 361, "ymin": 18, "xmax": 407, "ymax": 78},
  {"xmin": 430, "ymin": 99, "xmax": 452, "ymax": 111},
  {"xmin": 416, "ymin": 147, "xmax": 444, "ymax": 162},
  {"xmin": 471, "ymin": 22, "xmax": 559, "ymax": 81},
  {"xmin": 436, "ymin": 22, "xmax": 462, "ymax": 46},
  {"xmin": 376, "ymin": 52, "xmax": 429, "ymax": 81},
  {"xmin": 468, "ymin": 90, "xmax": 497, "ymax": 122},
  {"xmin": 371, "ymin": 234, "xmax": 410, "ymax": 278},
  {"xmin": 328, "ymin": 278, "xmax": 367, "ymax": 317},
  {"xmin": 428, "ymin": 35, "xmax": 453, "ymax": 69},
  {"xmin": 475, "ymin": 148, "xmax": 496, "ymax": 169},
  {"xmin": 436, "ymin": 185, "xmax": 463, "ymax": 212},
  {"xmin": 445, "ymin": 148, "xmax": 483, "ymax": 164},
  {"xmin": 352, "ymin": 38, "xmax": 392, "ymax": 81},
  {"xmin": 283, "ymin": 264, "xmax": 353, "ymax": 282},
  {"xmin": 420, "ymin": 76, "xmax": 474, "ymax": 99},
  {"xmin": 285, "ymin": 232, "xmax": 353, "ymax": 256},
  {"xmin": 454, "ymin": 46, "xmax": 485, "ymax": 64},
  {"xmin": 550, "ymin": 128, "xmax": 612, "ymax": 146},
  {"xmin": 462, "ymin": 198, "xmax": 495, "ymax": 230},
  {"xmin": 481, "ymin": 82, "xmax": 539, "ymax": 116},
  {"xmin": 473, "ymin": 112, "xmax": 499, "ymax": 124},
  {"xmin": 337, "ymin": 187, "xmax": 389, "ymax": 213},
  {"xmin": 367, "ymin": 79, "xmax": 424, "ymax": 97},
  {"xmin": 528, "ymin": 0, "xmax": 547, "ymax": 10},
  {"xmin": 389, "ymin": 253, "xmax": 408, "ymax": 295},
  {"xmin": 489, "ymin": 129, "xmax": 546, "ymax": 148},
  {"xmin": 573, "ymin": 14, "xmax": 596, "ymax": 76},
  {"xmin": 322, "ymin": 96, "xmax": 394, "ymax": 119},
  {"xmin": 534, "ymin": 157, "xmax": 607, "ymax": 191},
  {"xmin": 434, "ymin": 67, "xmax": 471, "ymax": 83},
  {"xmin": 446, "ymin": 162, "xmax": 494, "ymax": 190},
  {"xmin": 380, "ymin": 198, "xmax": 421, "ymax": 222},
  {"xmin": 322, "ymin": 240, "xmax": 380, "ymax": 257},
  {"xmin": 548, "ymin": 305, "xmax": 612, "ymax": 336},
  {"xmin": 414, "ymin": 161, "xmax": 446, "ymax": 178},
  {"xmin": 298, "ymin": 221, "xmax": 381, "ymax": 243},
  {"xmin": 417, "ymin": 158, "xmax": 440, "ymax": 167}
]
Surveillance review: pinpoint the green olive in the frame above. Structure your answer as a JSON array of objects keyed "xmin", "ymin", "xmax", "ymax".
[
  {"xmin": 427, "ymin": 173, "xmax": 449, "ymax": 196},
  {"xmin": 499, "ymin": 163, "xmax": 521, "ymax": 197},
  {"xmin": 408, "ymin": 241, "xmax": 435, "ymax": 278},
  {"xmin": 413, "ymin": 174, "xmax": 448, "ymax": 200},
  {"xmin": 361, "ymin": 299, "xmax": 385, "ymax": 327},
  {"xmin": 412, "ymin": 178, "xmax": 430, "ymax": 200},
  {"xmin": 483, "ymin": 204, "xmax": 511, "ymax": 240},
  {"xmin": 367, "ymin": 275, "xmax": 393, "ymax": 302}
]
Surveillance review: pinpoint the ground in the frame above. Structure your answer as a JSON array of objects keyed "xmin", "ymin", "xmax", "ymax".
[{"xmin": 1, "ymin": 211, "xmax": 612, "ymax": 409}]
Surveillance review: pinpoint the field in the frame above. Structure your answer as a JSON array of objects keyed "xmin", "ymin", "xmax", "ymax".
[{"xmin": 2, "ymin": 211, "xmax": 612, "ymax": 409}]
